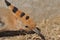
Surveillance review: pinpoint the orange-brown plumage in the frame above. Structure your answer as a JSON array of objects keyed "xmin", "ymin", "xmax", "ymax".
[
  {"xmin": 5, "ymin": 0, "xmax": 45, "ymax": 40},
  {"xmin": 5, "ymin": 0, "xmax": 36, "ymax": 31}
]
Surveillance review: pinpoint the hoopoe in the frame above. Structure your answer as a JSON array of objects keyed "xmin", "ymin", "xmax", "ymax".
[{"xmin": 5, "ymin": 0, "xmax": 45, "ymax": 40}]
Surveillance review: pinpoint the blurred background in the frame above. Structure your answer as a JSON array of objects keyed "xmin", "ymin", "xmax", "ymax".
[{"xmin": 0, "ymin": 0, "xmax": 60, "ymax": 40}]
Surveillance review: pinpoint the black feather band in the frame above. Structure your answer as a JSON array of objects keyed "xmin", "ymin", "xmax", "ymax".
[{"xmin": 0, "ymin": 30, "xmax": 35, "ymax": 37}]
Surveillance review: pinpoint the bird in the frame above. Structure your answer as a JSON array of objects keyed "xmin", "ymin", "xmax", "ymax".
[{"xmin": 4, "ymin": 0, "xmax": 45, "ymax": 40}]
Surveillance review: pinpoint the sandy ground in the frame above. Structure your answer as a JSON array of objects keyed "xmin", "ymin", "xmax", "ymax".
[{"xmin": 0, "ymin": 0, "xmax": 60, "ymax": 40}]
